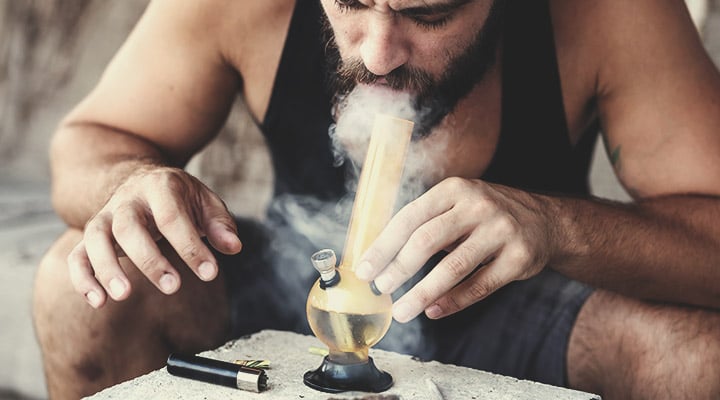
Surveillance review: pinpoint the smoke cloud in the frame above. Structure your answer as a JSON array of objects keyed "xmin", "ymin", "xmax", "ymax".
[
  {"xmin": 249, "ymin": 0, "xmax": 506, "ymax": 362},
  {"xmin": 261, "ymin": 82, "xmax": 454, "ymax": 357}
]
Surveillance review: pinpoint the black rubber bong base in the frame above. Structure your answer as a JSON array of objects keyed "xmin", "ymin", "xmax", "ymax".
[{"xmin": 303, "ymin": 356, "xmax": 393, "ymax": 393}]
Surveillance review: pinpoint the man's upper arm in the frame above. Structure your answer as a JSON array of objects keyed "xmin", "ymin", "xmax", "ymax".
[
  {"xmin": 63, "ymin": 0, "xmax": 242, "ymax": 166},
  {"xmin": 595, "ymin": 0, "xmax": 720, "ymax": 198}
]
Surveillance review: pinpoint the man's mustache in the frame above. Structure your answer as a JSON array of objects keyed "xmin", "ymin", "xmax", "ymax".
[{"xmin": 335, "ymin": 59, "xmax": 434, "ymax": 94}]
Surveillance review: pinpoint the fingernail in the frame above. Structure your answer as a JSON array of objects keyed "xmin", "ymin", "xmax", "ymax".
[
  {"xmin": 159, "ymin": 273, "xmax": 177, "ymax": 293},
  {"xmin": 373, "ymin": 275, "xmax": 390, "ymax": 293},
  {"xmin": 355, "ymin": 261, "xmax": 372, "ymax": 280},
  {"xmin": 393, "ymin": 302, "xmax": 414, "ymax": 323},
  {"xmin": 85, "ymin": 291, "xmax": 102, "ymax": 308},
  {"xmin": 198, "ymin": 262, "xmax": 216, "ymax": 281},
  {"xmin": 109, "ymin": 278, "xmax": 126, "ymax": 299},
  {"xmin": 426, "ymin": 304, "xmax": 443, "ymax": 319}
]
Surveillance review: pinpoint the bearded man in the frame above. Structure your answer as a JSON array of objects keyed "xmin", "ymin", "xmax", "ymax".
[{"xmin": 34, "ymin": 0, "xmax": 720, "ymax": 399}]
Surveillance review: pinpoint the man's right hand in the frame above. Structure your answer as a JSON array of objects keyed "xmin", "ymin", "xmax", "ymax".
[{"xmin": 67, "ymin": 166, "xmax": 242, "ymax": 308}]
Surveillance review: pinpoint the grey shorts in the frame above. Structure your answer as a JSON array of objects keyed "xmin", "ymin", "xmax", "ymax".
[{"xmin": 217, "ymin": 217, "xmax": 594, "ymax": 388}]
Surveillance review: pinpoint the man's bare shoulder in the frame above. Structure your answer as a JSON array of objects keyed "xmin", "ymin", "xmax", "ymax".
[
  {"xmin": 146, "ymin": 0, "xmax": 295, "ymax": 64},
  {"xmin": 549, "ymin": 0, "xmax": 708, "ymax": 137},
  {"xmin": 61, "ymin": 0, "xmax": 296, "ymax": 163},
  {"xmin": 149, "ymin": 0, "xmax": 294, "ymax": 28},
  {"xmin": 187, "ymin": 0, "xmax": 296, "ymax": 120},
  {"xmin": 215, "ymin": 0, "xmax": 296, "ymax": 73},
  {"xmin": 211, "ymin": 0, "xmax": 296, "ymax": 121},
  {"xmin": 553, "ymin": 0, "xmax": 720, "ymax": 198},
  {"xmin": 550, "ymin": 0, "xmax": 703, "ymax": 92}
]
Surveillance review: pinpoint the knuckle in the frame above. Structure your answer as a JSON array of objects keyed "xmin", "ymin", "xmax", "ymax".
[
  {"xmin": 67, "ymin": 260, "xmax": 91, "ymax": 285},
  {"xmin": 467, "ymin": 279, "xmax": 493, "ymax": 300},
  {"xmin": 467, "ymin": 198, "xmax": 490, "ymax": 216},
  {"xmin": 143, "ymin": 169, "xmax": 192, "ymax": 201},
  {"xmin": 398, "ymin": 199, "xmax": 422, "ymax": 224},
  {"xmin": 66, "ymin": 247, "xmax": 84, "ymax": 267},
  {"xmin": 206, "ymin": 203, "xmax": 230, "ymax": 221},
  {"xmin": 458, "ymin": 239, "xmax": 481, "ymax": 260},
  {"xmin": 163, "ymin": 173, "xmax": 187, "ymax": 194},
  {"xmin": 155, "ymin": 168, "xmax": 191, "ymax": 193},
  {"xmin": 138, "ymin": 255, "xmax": 165, "ymax": 274},
  {"xmin": 443, "ymin": 176, "xmax": 467, "ymax": 192},
  {"xmin": 111, "ymin": 207, "xmax": 138, "ymax": 237},
  {"xmin": 507, "ymin": 245, "xmax": 532, "ymax": 267},
  {"xmin": 68, "ymin": 268, "xmax": 91, "ymax": 292},
  {"xmin": 178, "ymin": 241, "xmax": 203, "ymax": 263},
  {"xmin": 413, "ymin": 225, "xmax": 438, "ymax": 247},
  {"xmin": 67, "ymin": 263, "xmax": 88, "ymax": 290},
  {"xmin": 444, "ymin": 293, "xmax": 463, "ymax": 312},
  {"xmin": 443, "ymin": 254, "xmax": 468, "ymax": 280},
  {"xmin": 110, "ymin": 220, "xmax": 130, "ymax": 238},
  {"xmin": 362, "ymin": 246, "xmax": 385, "ymax": 266},
  {"xmin": 112, "ymin": 181, "xmax": 137, "ymax": 200},
  {"xmin": 494, "ymin": 215, "xmax": 517, "ymax": 237},
  {"xmin": 389, "ymin": 256, "xmax": 414, "ymax": 278},
  {"xmin": 413, "ymin": 285, "xmax": 435, "ymax": 305},
  {"xmin": 205, "ymin": 190, "xmax": 229, "ymax": 211},
  {"xmin": 154, "ymin": 209, "xmax": 181, "ymax": 229},
  {"xmin": 66, "ymin": 253, "xmax": 95, "ymax": 292},
  {"xmin": 85, "ymin": 217, "xmax": 108, "ymax": 237}
]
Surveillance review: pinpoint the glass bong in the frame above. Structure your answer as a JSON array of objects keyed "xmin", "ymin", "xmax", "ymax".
[{"xmin": 303, "ymin": 114, "xmax": 414, "ymax": 393}]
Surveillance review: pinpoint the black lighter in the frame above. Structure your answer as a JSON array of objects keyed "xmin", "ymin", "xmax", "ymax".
[{"xmin": 167, "ymin": 353, "xmax": 268, "ymax": 393}]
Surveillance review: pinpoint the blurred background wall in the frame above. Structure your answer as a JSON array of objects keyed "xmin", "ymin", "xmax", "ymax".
[
  {"xmin": 0, "ymin": 0, "xmax": 716, "ymax": 399},
  {"xmin": 0, "ymin": 0, "xmax": 273, "ymax": 217}
]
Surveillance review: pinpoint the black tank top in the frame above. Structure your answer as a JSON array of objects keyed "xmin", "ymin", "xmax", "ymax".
[
  {"xmin": 261, "ymin": 0, "xmax": 598, "ymax": 204},
  {"xmin": 256, "ymin": 1, "xmax": 598, "ymax": 373}
]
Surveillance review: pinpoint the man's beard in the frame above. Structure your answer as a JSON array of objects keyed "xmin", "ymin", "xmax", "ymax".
[{"xmin": 321, "ymin": 0, "xmax": 505, "ymax": 138}]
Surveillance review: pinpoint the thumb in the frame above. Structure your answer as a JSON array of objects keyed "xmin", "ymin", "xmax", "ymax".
[{"xmin": 201, "ymin": 194, "xmax": 242, "ymax": 255}]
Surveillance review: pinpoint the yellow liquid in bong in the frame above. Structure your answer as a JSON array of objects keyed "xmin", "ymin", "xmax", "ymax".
[{"xmin": 308, "ymin": 306, "xmax": 391, "ymax": 354}]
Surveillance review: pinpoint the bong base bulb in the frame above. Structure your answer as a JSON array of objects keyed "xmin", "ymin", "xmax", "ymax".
[{"xmin": 303, "ymin": 356, "xmax": 393, "ymax": 393}]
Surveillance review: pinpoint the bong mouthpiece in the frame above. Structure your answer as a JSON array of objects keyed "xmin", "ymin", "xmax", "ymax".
[{"xmin": 311, "ymin": 249, "xmax": 340, "ymax": 288}]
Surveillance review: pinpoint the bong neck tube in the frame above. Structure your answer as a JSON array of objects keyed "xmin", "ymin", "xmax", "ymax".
[{"xmin": 340, "ymin": 114, "xmax": 414, "ymax": 271}]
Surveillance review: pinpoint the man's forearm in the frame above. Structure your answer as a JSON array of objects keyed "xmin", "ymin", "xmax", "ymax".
[
  {"xmin": 550, "ymin": 193, "xmax": 720, "ymax": 308},
  {"xmin": 50, "ymin": 122, "xmax": 168, "ymax": 228}
]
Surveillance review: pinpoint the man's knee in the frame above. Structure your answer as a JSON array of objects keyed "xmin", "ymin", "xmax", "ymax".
[
  {"xmin": 33, "ymin": 229, "xmax": 124, "ymax": 398},
  {"xmin": 630, "ymin": 305, "xmax": 720, "ymax": 398},
  {"xmin": 569, "ymin": 290, "xmax": 720, "ymax": 399},
  {"xmin": 34, "ymin": 229, "xmax": 85, "ymax": 340},
  {"xmin": 33, "ymin": 229, "xmax": 231, "ymax": 398}
]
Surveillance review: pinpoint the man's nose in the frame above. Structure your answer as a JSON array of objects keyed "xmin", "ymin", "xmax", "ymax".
[{"xmin": 359, "ymin": 14, "xmax": 410, "ymax": 76}]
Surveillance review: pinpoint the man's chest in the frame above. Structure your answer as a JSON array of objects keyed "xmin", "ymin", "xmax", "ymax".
[{"xmin": 233, "ymin": 0, "xmax": 600, "ymax": 176}]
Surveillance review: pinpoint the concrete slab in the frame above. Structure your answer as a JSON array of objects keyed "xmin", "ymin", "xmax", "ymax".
[{"xmin": 87, "ymin": 330, "xmax": 600, "ymax": 400}]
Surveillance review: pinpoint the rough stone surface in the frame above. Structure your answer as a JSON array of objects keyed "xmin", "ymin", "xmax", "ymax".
[{"xmin": 87, "ymin": 330, "xmax": 600, "ymax": 400}]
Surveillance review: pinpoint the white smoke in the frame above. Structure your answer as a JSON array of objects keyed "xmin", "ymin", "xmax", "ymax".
[
  {"xmin": 330, "ymin": 85, "xmax": 416, "ymax": 169},
  {"xmin": 268, "ymin": 83, "xmax": 452, "ymax": 357}
]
